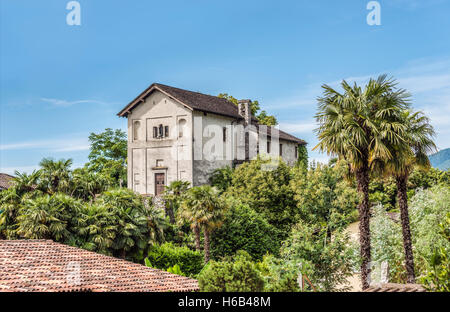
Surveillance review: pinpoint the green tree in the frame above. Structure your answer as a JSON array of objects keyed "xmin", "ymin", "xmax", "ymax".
[
  {"xmin": 210, "ymin": 199, "xmax": 280, "ymax": 260},
  {"xmin": 369, "ymin": 185, "xmax": 450, "ymax": 284},
  {"xmin": 280, "ymin": 220, "xmax": 356, "ymax": 292},
  {"xmin": 314, "ymin": 75, "xmax": 410, "ymax": 289},
  {"xmin": 217, "ymin": 93, "xmax": 278, "ymax": 126},
  {"xmin": 71, "ymin": 168, "xmax": 111, "ymax": 201},
  {"xmin": 0, "ymin": 187, "xmax": 22, "ymax": 238},
  {"xmin": 97, "ymin": 188, "xmax": 163, "ymax": 259},
  {"xmin": 162, "ymin": 180, "xmax": 190, "ymax": 224},
  {"xmin": 290, "ymin": 161, "xmax": 359, "ymax": 236},
  {"xmin": 145, "ymin": 242, "xmax": 204, "ymax": 277},
  {"xmin": 296, "ymin": 145, "xmax": 308, "ymax": 169},
  {"xmin": 16, "ymin": 193, "xmax": 81, "ymax": 242},
  {"xmin": 382, "ymin": 110, "xmax": 436, "ymax": 283},
  {"xmin": 74, "ymin": 202, "xmax": 117, "ymax": 254},
  {"xmin": 421, "ymin": 212, "xmax": 450, "ymax": 292},
  {"xmin": 198, "ymin": 251, "xmax": 264, "ymax": 292},
  {"xmin": 12, "ymin": 170, "xmax": 41, "ymax": 196},
  {"xmin": 226, "ymin": 156, "xmax": 296, "ymax": 234},
  {"xmin": 39, "ymin": 158, "xmax": 73, "ymax": 194},
  {"xmin": 209, "ymin": 167, "xmax": 233, "ymax": 194},
  {"xmin": 87, "ymin": 128, "xmax": 127, "ymax": 186},
  {"xmin": 179, "ymin": 186, "xmax": 225, "ymax": 262}
]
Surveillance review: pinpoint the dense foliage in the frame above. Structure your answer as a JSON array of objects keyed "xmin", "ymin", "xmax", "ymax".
[
  {"xmin": 1, "ymin": 115, "xmax": 448, "ymax": 292},
  {"xmin": 145, "ymin": 242, "xmax": 204, "ymax": 277},
  {"xmin": 198, "ymin": 251, "xmax": 265, "ymax": 292},
  {"xmin": 0, "ymin": 157, "xmax": 166, "ymax": 262},
  {"xmin": 225, "ymin": 157, "xmax": 297, "ymax": 235},
  {"xmin": 87, "ymin": 128, "xmax": 127, "ymax": 186},
  {"xmin": 369, "ymin": 185, "xmax": 450, "ymax": 284},
  {"xmin": 210, "ymin": 199, "xmax": 280, "ymax": 260}
]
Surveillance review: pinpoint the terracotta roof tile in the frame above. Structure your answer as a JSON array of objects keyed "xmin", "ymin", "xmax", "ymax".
[
  {"xmin": 364, "ymin": 283, "xmax": 426, "ymax": 292},
  {"xmin": 0, "ymin": 173, "xmax": 14, "ymax": 190},
  {"xmin": 0, "ymin": 240, "xmax": 199, "ymax": 292}
]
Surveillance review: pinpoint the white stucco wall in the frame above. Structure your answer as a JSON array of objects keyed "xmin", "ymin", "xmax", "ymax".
[
  {"xmin": 192, "ymin": 111, "xmax": 236, "ymax": 186},
  {"xmin": 127, "ymin": 90, "xmax": 193, "ymax": 195},
  {"xmin": 125, "ymin": 91, "xmax": 301, "ymax": 195}
]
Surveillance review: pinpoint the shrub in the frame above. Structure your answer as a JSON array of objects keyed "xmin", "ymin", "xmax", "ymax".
[
  {"xmin": 290, "ymin": 161, "xmax": 359, "ymax": 233},
  {"xmin": 370, "ymin": 185, "xmax": 450, "ymax": 283},
  {"xmin": 210, "ymin": 199, "xmax": 280, "ymax": 260},
  {"xmin": 16, "ymin": 193, "xmax": 81, "ymax": 242},
  {"xmin": 420, "ymin": 212, "xmax": 450, "ymax": 292},
  {"xmin": 96, "ymin": 188, "xmax": 155, "ymax": 258},
  {"xmin": 209, "ymin": 167, "xmax": 233, "ymax": 194},
  {"xmin": 369, "ymin": 204, "xmax": 405, "ymax": 282},
  {"xmin": 146, "ymin": 242, "xmax": 204, "ymax": 277},
  {"xmin": 198, "ymin": 251, "xmax": 264, "ymax": 292},
  {"xmin": 225, "ymin": 156, "xmax": 296, "ymax": 233},
  {"xmin": 279, "ymin": 220, "xmax": 356, "ymax": 291}
]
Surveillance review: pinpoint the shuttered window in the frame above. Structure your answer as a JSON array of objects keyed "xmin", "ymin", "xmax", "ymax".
[{"xmin": 164, "ymin": 126, "xmax": 169, "ymax": 138}]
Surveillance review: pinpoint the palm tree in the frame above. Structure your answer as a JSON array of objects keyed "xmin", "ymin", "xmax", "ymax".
[
  {"xmin": 71, "ymin": 169, "xmax": 110, "ymax": 201},
  {"xmin": 179, "ymin": 185, "xmax": 225, "ymax": 262},
  {"xmin": 382, "ymin": 110, "xmax": 436, "ymax": 283},
  {"xmin": 163, "ymin": 180, "xmax": 190, "ymax": 224},
  {"xmin": 314, "ymin": 75, "xmax": 410, "ymax": 289},
  {"xmin": 39, "ymin": 158, "xmax": 73, "ymax": 194},
  {"xmin": 12, "ymin": 170, "xmax": 41, "ymax": 195}
]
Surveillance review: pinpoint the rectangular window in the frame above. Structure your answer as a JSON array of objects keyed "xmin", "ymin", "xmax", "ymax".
[
  {"xmin": 223, "ymin": 127, "xmax": 227, "ymax": 142},
  {"xmin": 279, "ymin": 144, "xmax": 283, "ymax": 156},
  {"xmin": 164, "ymin": 126, "xmax": 169, "ymax": 138},
  {"xmin": 153, "ymin": 127, "xmax": 158, "ymax": 138},
  {"xmin": 267, "ymin": 141, "xmax": 271, "ymax": 154},
  {"xmin": 158, "ymin": 124, "xmax": 164, "ymax": 138}
]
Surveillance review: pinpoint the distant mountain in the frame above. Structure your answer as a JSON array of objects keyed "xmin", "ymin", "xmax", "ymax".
[{"xmin": 429, "ymin": 148, "xmax": 450, "ymax": 171}]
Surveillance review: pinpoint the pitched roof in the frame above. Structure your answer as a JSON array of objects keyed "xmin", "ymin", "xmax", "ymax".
[
  {"xmin": 118, "ymin": 83, "xmax": 306, "ymax": 144},
  {"xmin": 0, "ymin": 240, "xmax": 199, "ymax": 292},
  {"xmin": 364, "ymin": 283, "xmax": 426, "ymax": 292},
  {"xmin": 0, "ymin": 173, "xmax": 14, "ymax": 190},
  {"xmin": 118, "ymin": 83, "xmax": 243, "ymax": 119},
  {"xmin": 278, "ymin": 129, "xmax": 306, "ymax": 144}
]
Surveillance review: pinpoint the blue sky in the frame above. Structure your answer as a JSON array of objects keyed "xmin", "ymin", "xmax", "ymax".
[{"xmin": 1, "ymin": 0, "xmax": 450, "ymax": 174}]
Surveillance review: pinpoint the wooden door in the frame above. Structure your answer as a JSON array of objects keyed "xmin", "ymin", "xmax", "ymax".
[{"xmin": 155, "ymin": 173, "xmax": 165, "ymax": 196}]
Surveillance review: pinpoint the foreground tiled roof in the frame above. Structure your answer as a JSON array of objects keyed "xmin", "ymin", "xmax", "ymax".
[
  {"xmin": 364, "ymin": 283, "xmax": 426, "ymax": 292},
  {"xmin": 117, "ymin": 83, "xmax": 306, "ymax": 144},
  {"xmin": 0, "ymin": 240, "xmax": 199, "ymax": 292},
  {"xmin": 0, "ymin": 173, "xmax": 14, "ymax": 190}
]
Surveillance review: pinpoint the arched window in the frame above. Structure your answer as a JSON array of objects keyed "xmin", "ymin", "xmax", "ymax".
[
  {"xmin": 158, "ymin": 124, "xmax": 163, "ymax": 138},
  {"xmin": 133, "ymin": 120, "xmax": 141, "ymax": 141},
  {"xmin": 178, "ymin": 118, "xmax": 187, "ymax": 138}
]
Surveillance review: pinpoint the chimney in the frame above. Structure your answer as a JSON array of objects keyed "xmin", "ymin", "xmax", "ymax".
[{"xmin": 238, "ymin": 99, "xmax": 252, "ymax": 125}]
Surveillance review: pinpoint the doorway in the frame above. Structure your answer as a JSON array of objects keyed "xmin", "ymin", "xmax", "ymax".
[{"xmin": 155, "ymin": 173, "xmax": 165, "ymax": 196}]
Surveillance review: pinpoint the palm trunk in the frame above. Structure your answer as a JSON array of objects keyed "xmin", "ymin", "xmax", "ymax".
[
  {"xmin": 204, "ymin": 227, "xmax": 211, "ymax": 263},
  {"xmin": 356, "ymin": 160, "xmax": 371, "ymax": 290},
  {"xmin": 165, "ymin": 202, "xmax": 176, "ymax": 224},
  {"xmin": 193, "ymin": 224, "xmax": 201, "ymax": 251},
  {"xmin": 396, "ymin": 174, "xmax": 416, "ymax": 283}
]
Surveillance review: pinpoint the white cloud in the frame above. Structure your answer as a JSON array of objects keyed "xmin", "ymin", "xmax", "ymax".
[
  {"xmin": 0, "ymin": 165, "xmax": 41, "ymax": 175},
  {"xmin": 279, "ymin": 121, "xmax": 316, "ymax": 134},
  {"xmin": 40, "ymin": 98, "xmax": 108, "ymax": 107},
  {"xmin": 0, "ymin": 137, "xmax": 90, "ymax": 152}
]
